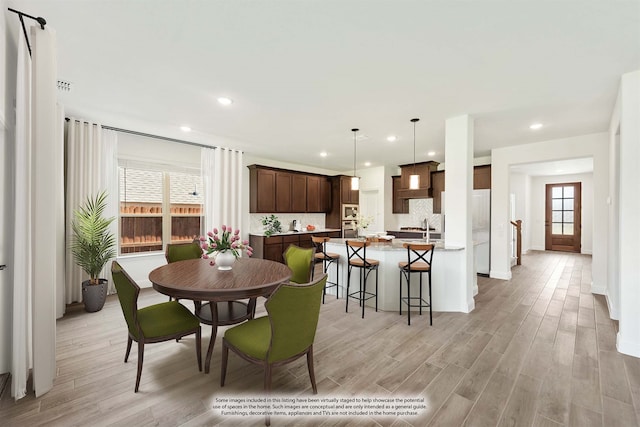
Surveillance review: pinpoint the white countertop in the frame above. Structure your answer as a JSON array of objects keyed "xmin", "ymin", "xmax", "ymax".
[
  {"xmin": 326, "ymin": 238, "xmax": 464, "ymax": 251},
  {"xmin": 250, "ymin": 228, "xmax": 341, "ymax": 237}
]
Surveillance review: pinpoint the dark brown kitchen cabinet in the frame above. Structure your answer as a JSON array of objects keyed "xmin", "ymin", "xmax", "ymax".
[
  {"xmin": 305, "ymin": 176, "xmax": 331, "ymax": 213},
  {"xmin": 392, "ymin": 175, "xmax": 409, "ymax": 214},
  {"xmin": 340, "ymin": 175, "xmax": 359, "ymax": 204},
  {"xmin": 474, "ymin": 165, "xmax": 491, "ymax": 190},
  {"xmin": 249, "ymin": 166, "xmax": 276, "ymax": 213},
  {"xmin": 250, "ymin": 231, "xmax": 341, "ymax": 263},
  {"xmin": 291, "ymin": 174, "xmax": 307, "ymax": 212},
  {"xmin": 249, "ymin": 165, "xmax": 332, "ymax": 213},
  {"xmin": 275, "ymin": 172, "xmax": 292, "ymax": 212},
  {"xmin": 431, "ymin": 170, "xmax": 445, "ymax": 214},
  {"xmin": 320, "ymin": 178, "xmax": 331, "ymax": 212}
]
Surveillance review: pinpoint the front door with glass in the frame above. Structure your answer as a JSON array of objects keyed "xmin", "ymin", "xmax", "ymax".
[{"xmin": 545, "ymin": 182, "xmax": 581, "ymax": 253}]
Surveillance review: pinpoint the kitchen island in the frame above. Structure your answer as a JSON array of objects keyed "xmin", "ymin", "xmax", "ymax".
[{"xmin": 325, "ymin": 238, "xmax": 476, "ymax": 313}]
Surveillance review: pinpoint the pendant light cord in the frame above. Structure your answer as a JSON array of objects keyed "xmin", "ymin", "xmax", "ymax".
[
  {"xmin": 411, "ymin": 118, "xmax": 419, "ymax": 175},
  {"xmin": 352, "ymin": 128, "xmax": 359, "ymax": 178}
]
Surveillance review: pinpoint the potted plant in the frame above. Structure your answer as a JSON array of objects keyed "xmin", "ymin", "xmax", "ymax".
[{"xmin": 70, "ymin": 190, "xmax": 116, "ymax": 312}]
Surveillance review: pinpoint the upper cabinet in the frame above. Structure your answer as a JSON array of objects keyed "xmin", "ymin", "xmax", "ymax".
[
  {"xmin": 396, "ymin": 161, "xmax": 440, "ymax": 199},
  {"xmin": 430, "ymin": 170, "xmax": 445, "ymax": 213},
  {"xmin": 340, "ymin": 175, "xmax": 359, "ymax": 204},
  {"xmin": 473, "ymin": 165, "xmax": 492, "ymax": 190},
  {"xmin": 249, "ymin": 165, "xmax": 331, "ymax": 213},
  {"xmin": 429, "ymin": 165, "xmax": 492, "ymax": 214},
  {"xmin": 392, "ymin": 175, "xmax": 409, "ymax": 214}
]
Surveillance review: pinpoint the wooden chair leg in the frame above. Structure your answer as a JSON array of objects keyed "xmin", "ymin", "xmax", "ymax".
[
  {"xmin": 306, "ymin": 346, "xmax": 317, "ymax": 394},
  {"xmin": 124, "ymin": 336, "xmax": 133, "ymax": 362},
  {"xmin": 135, "ymin": 341, "xmax": 144, "ymax": 392},
  {"xmin": 195, "ymin": 327, "xmax": 202, "ymax": 371},
  {"xmin": 220, "ymin": 340, "xmax": 229, "ymax": 386}
]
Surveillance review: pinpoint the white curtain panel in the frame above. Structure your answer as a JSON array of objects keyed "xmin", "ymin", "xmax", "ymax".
[
  {"xmin": 65, "ymin": 122, "xmax": 119, "ymax": 303},
  {"xmin": 12, "ymin": 28, "xmax": 34, "ymax": 401},
  {"xmin": 12, "ymin": 24, "xmax": 60, "ymax": 400},
  {"xmin": 201, "ymin": 147, "xmax": 243, "ymax": 232}
]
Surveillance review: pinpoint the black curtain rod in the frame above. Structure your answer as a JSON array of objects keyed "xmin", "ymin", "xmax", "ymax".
[
  {"xmin": 8, "ymin": 8, "xmax": 47, "ymax": 58},
  {"xmin": 64, "ymin": 117, "xmax": 226, "ymax": 151}
]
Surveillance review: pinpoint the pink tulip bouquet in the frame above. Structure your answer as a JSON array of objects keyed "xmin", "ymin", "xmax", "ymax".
[{"xmin": 200, "ymin": 225, "xmax": 253, "ymax": 266}]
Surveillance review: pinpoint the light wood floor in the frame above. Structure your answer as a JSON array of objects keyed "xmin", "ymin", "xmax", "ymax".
[{"xmin": 2, "ymin": 251, "xmax": 639, "ymax": 426}]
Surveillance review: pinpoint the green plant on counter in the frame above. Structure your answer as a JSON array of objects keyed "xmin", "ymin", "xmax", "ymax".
[{"xmin": 261, "ymin": 214, "xmax": 282, "ymax": 237}]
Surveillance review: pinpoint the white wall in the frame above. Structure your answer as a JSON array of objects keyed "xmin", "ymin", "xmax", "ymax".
[
  {"xmin": 491, "ymin": 133, "xmax": 608, "ymax": 285},
  {"xmin": 529, "ymin": 173, "xmax": 593, "ymax": 254},
  {"xmin": 509, "ymin": 172, "xmax": 531, "ymax": 253}
]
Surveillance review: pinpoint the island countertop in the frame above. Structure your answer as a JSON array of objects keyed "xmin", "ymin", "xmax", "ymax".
[{"xmin": 327, "ymin": 238, "xmax": 463, "ymax": 251}]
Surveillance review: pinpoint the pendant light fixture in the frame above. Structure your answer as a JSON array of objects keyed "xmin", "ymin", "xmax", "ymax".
[
  {"xmin": 351, "ymin": 128, "xmax": 360, "ymax": 191},
  {"xmin": 409, "ymin": 118, "xmax": 420, "ymax": 190}
]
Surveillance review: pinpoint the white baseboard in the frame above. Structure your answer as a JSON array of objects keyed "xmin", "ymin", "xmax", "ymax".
[
  {"xmin": 490, "ymin": 270, "xmax": 512, "ymax": 280},
  {"xmin": 617, "ymin": 332, "xmax": 640, "ymax": 358},
  {"xmin": 530, "ymin": 245, "xmax": 545, "ymax": 251}
]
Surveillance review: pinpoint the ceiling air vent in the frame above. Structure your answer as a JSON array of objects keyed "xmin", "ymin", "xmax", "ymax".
[{"xmin": 57, "ymin": 80, "xmax": 72, "ymax": 92}]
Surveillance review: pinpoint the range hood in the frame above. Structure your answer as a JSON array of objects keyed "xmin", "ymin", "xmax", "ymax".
[{"xmin": 398, "ymin": 161, "xmax": 439, "ymax": 199}]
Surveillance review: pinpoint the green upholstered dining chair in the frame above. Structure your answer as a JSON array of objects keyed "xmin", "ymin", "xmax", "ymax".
[
  {"xmin": 111, "ymin": 261, "xmax": 202, "ymax": 392},
  {"xmin": 165, "ymin": 241, "xmax": 203, "ymax": 263},
  {"xmin": 283, "ymin": 245, "xmax": 315, "ymax": 284},
  {"xmin": 165, "ymin": 241, "xmax": 203, "ymax": 301},
  {"xmin": 220, "ymin": 274, "xmax": 327, "ymax": 425}
]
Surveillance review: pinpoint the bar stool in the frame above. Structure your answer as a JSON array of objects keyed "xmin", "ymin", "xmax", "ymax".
[
  {"xmin": 311, "ymin": 236, "xmax": 340, "ymax": 303},
  {"xmin": 345, "ymin": 240, "xmax": 379, "ymax": 318},
  {"xmin": 398, "ymin": 243, "xmax": 434, "ymax": 325}
]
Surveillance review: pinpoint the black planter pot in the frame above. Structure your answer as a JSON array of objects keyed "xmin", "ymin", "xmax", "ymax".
[{"xmin": 82, "ymin": 279, "xmax": 108, "ymax": 312}]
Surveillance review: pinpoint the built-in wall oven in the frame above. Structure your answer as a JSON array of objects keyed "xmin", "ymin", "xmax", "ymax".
[
  {"xmin": 342, "ymin": 204, "xmax": 359, "ymax": 220},
  {"xmin": 342, "ymin": 219, "xmax": 358, "ymax": 238}
]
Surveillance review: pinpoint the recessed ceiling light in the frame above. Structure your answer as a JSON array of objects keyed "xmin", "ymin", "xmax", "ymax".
[
  {"xmin": 427, "ymin": 151, "xmax": 436, "ymax": 156},
  {"xmin": 387, "ymin": 135, "xmax": 397, "ymax": 142},
  {"xmin": 529, "ymin": 123, "xmax": 543, "ymax": 130},
  {"xmin": 180, "ymin": 126, "xmax": 191, "ymax": 132},
  {"xmin": 217, "ymin": 97, "xmax": 233, "ymax": 106},
  {"xmin": 364, "ymin": 162, "xmax": 371, "ymax": 167},
  {"xmin": 320, "ymin": 151, "xmax": 328, "ymax": 157}
]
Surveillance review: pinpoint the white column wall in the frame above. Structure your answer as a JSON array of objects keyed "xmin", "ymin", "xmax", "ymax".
[
  {"xmin": 617, "ymin": 70, "xmax": 640, "ymax": 358},
  {"xmin": 444, "ymin": 115, "xmax": 474, "ymax": 312},
  {"xmin": 607, "ymin": 87, "xmax": 621, "ymax": 318},
  {"xmin": 491, "ymin": 133, "xmax": 608, "ymax": 287}
]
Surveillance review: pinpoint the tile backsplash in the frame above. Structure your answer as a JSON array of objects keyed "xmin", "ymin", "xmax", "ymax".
[
  {"xmin": 397, "ymin": 199, "xmax": 442, "ymax": 232},
  {"xmin": 250, "ymin": 213, "xmax": 326, "ymax": 234}
]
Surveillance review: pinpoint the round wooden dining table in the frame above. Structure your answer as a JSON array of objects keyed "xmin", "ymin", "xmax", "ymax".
[{"xmin": 149, "ymin": 257, "xmax": 292, "ymax": 373}]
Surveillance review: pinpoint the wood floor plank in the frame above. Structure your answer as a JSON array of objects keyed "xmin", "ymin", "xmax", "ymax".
[
  {"xmin": 600, "ymin": 350, "xmax": 634, "ymax": 404},
  {"xmin": 568, "ymin": 403, "xmax": 603, "ymax": 427},
  {"xmin": 428, "ymin": 393, "xmax": 474, "ymax": 427},
  {"xmin": 602, "ymin": 396, "xmax": 639, "ymax": 427},
  {"xmin": 497, "ymin": 373, "xmax": 542, "ymax": 427}
]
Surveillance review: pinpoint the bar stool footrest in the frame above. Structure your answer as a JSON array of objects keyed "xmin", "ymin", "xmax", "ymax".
[{"xmin": 401, "ymin": 296, "xmax": 431, "ymax": 310}]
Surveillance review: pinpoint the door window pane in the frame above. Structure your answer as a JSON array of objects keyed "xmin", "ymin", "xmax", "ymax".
[
  {"xmin": 119, "ymin": 167, "xmax": 164, "ymax": 254},
  {"xmin": 563, "ymin": 211, "xmax": 574, "ymax": 223},
  {"xmin": 552, "ymin": 187, "xmax": 562, "ymax": 198},
  {"xmin": 552, "ymin": 199, "xmax": 563, "ymax": 210},
  {"xmin": 552, "ymin": 223, "xmax": 563, "ymax": 234},
  {"xmin": 564, "ymin": 223, "xmax": 574, "ymax": 235},
  {"xmin": 552, "ymin": 211, "xmax": 563, "ymax": 222},
  {"xmin": 564, "ymin": 186, "xmax": 574, "ymax": 198},
  {"xmin": 564, "ymin": 199, "xmax": 574, "ymax": 211}
]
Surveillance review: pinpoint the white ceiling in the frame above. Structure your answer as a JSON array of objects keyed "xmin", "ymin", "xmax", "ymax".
[
  {"xmin": 10, "ymin": 0, "xmax": 640, "ymax": 173},
  {"xmin": 510, "ymin": 157, "xmax": 594, "ymax": 176}
]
